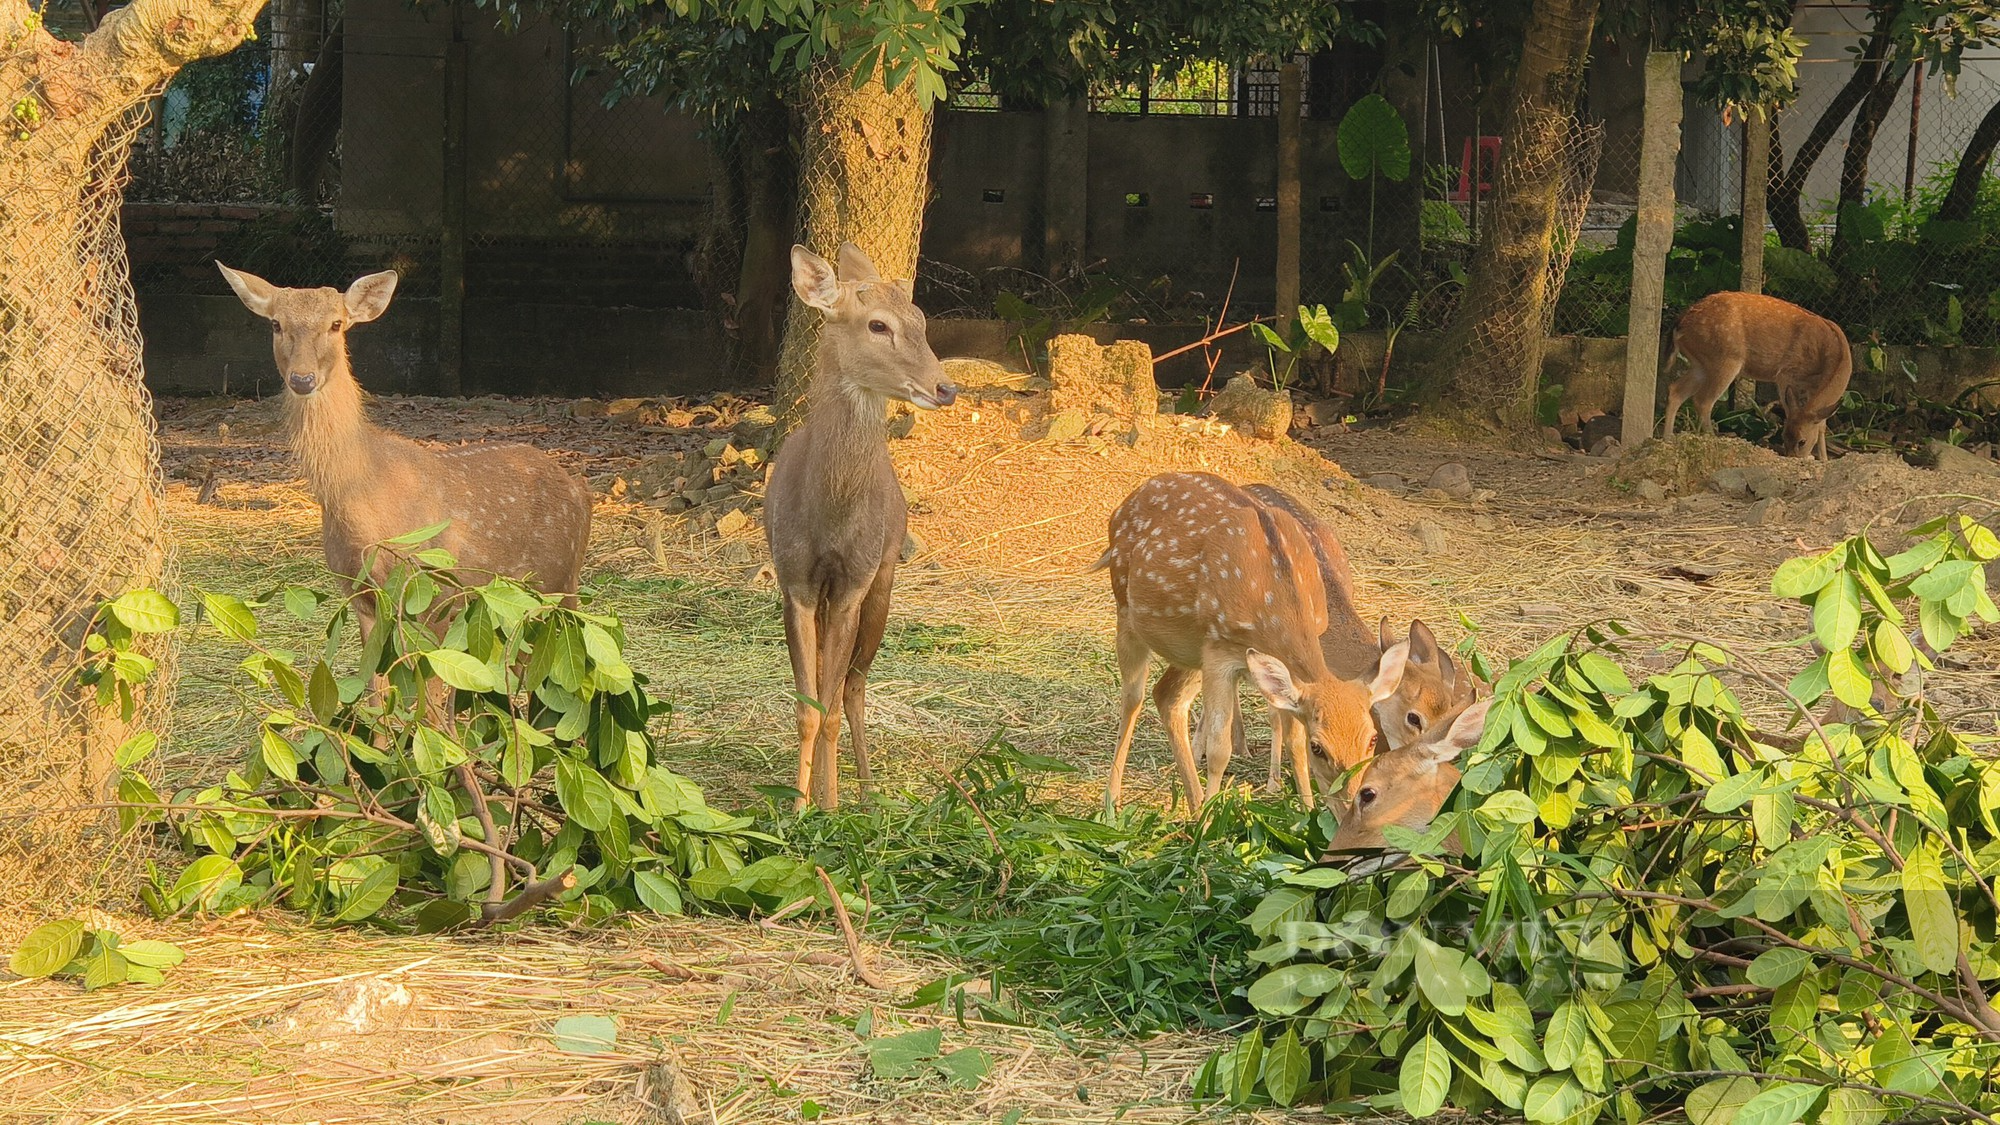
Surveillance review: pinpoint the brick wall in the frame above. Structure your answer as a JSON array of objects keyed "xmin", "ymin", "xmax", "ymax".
[{"xmin": 122, "ymin": 203, "xmax": 295, "ymax": 290}]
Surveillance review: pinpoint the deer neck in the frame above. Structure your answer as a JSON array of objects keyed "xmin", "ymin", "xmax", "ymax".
[
  {"xmin": 801, "ymin": 356, "xmax": 892, "ymax": 505},
  {"xmin": 284, "ymin": 351, "xmax": 386, "ymax": 507}
]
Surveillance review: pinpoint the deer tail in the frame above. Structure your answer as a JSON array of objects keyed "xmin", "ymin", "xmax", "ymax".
[{"xmin": 1087, "ymin": 547, "xmax": 1115, "ymax": 573}]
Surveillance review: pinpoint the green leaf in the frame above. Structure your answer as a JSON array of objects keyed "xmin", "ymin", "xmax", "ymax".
[
  {"xmin": 171, "ymin": 855, "xmax": 243, "ymax": 911},
  {"xmin": 1745, "ymin": 947, "xmax": 1812, "ymax": 988},
  {"xmin": 633, "ymin": 870, "xmax": 684, "ymax": 915},
  {"xmin": 307, "ymin": 661, "xmax": 340, "ymax": 722},
  {"xmin": 1703, "ymin": 767, "xmax": 1767, "ymax": 813},
  {"xmin": 1772, "ymin": 549, "xmax": 1844, "ymax": 599},
  {"xmin": 556, "ymin": 758, "xmax": 617, "ymax": 832},
  {"xmin": 108, "ymin": 590, "xmax": 180, "ymax": 633},
  {"xmin": 1825, "ymin": 648, "xmax": 1875, "ymax": 710},
  {"xmin": 115, "ymin": 731, "xmax": 158, "ymax": 769},
  {"xmin": 1262, "ymin": 1028, "xmax": 1309, "ymax": 1107},
  {"xmin": 933, "ymin": 1046, "xmax": 991, "ymax": 1090},
  {"xmin": 80, "ymin": 941, "xmax": 130, "ymax": 991},
  {"xmin": 331, "ymin": 856, "xmax": 399, "ymax": 922},
  {"xmin": 1733, "ymin": 1082, "xmax": 1822, "ymax": 1125},
  {"xmin": 1902, "ymin": 839, "xmax": 1959, "ymax": 975},
  {"xmin": 199, "ymin": 591, "xmax": 257, "ymax": 641},
  {"xmin": 1869, "ymin": 1022, "xmax": 1943, "ymax": 1094},
  {"xmin": 1386, "ymin": 870, "xmax": 1429, "ymax": 919},
  {"xmin": 1245, "ymin": 963, "xmax": 1340, "ymax": 1016},
  {"xmin": 9, "ymin": 920, "xmax": 87, "ymax": 978},
  {"xmin": 1399, "ymin": 1032, "xmax": 1451, "ymax": 1119},
  {"xmin": 1521, "ymin": 1074, "xmax": 1586, "ymax": 1123},
  {"xmin": 283, "ymin": 585, "xmax": 320, "ymax": 621},
  {"xmin": 552, "ymin": 1013, "xmax": 619, "ymax": 1055},
  {"xmin": 1476, "ymin": 791, "xmax": 1541, "ymax": 826},
  {"xmin": 1686, "ymin": 1076, "xmax": 1760, "ymax": 1125},
  {"xmin": 411, "ymin": 725, "xmax": 467, "ymax": 776},
  {"xmin": 1337, "ymin": 92, "xmax": 1411, "ymax": 182},
  {"xmin": 260, "ymin": 727, "xmax": 300, "ymax": 783},
  {"xmin": 425, "ymin": 650, "xmax": 498, "ymax": 693},
  {"xmin": 1819, "ymin": 1087, "xmax": 1887, "ymax": 1125},
  {"xmin": 864, "ymin": 1028, "xmax": 942, "ymax": 1079},
  {"xmin": 1812, "ymin": 572, "xmax": 1862, "ymax": 651},
  {"xmin": 383, "ymin": 520, "xmax": 452, "ymax": 546},
  {"xmin": 1679, "ymin": 724, "xmax": 1727, "ymax": 781},
  {"xmin": 1413, "ymin": 937, "xmax": 1475, "ymax": 1016},
  {"xmin": 119, "ymin": 940, "xmax": 185, "ymax": 969},
  {"xmin": 418, "ymin": 785, "xmax": 463, "ymax": 856},
  {"xmin": 1543, "ymin": 1001, "xmax": 1587, "ymax": 1070},
  {"xmin": 1871, "ymin": 619, "xmax": 1916, "ymax": 677}
]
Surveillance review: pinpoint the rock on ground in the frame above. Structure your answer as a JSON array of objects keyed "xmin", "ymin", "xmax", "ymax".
[
  {"xmin": 1046, "ymin": 335, "xmax": 1158, "ymax": 419},
  {"xmin": 1207, "ymin": 374, "xmax": 1293, "ymax": 440},
  {"xmin": 1427, "ymin": 462, "xmax": 1474, "ymax": 500}
]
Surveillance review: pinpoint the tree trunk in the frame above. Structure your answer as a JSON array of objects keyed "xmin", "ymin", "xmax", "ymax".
[
  {"xmin": 734, "ymin": 108, "xmax": 799, "ymax": 387},
  {"xmin": 284, "ymin": 22, "xmax": 342, "ymax": 201},
  {"xmin": 1621, "ymin": 51, "xmax": 1684, "ymax": 449},
  {"xmin": 1275, "ymin": 62, "xmax": 1301, "ymax": 336},
  {"xmin": 1832, "ymin": 55, "xmax": 1911, "ymax": 261},
  {"xmin": 1937, "ymin": 95, "xmax": 2000, "ymax": 222},
  {"xmin": 1769, "ymin": 2, "xmax": 1898, "ymax": 249},
  {"xmin": 773, "ymin": 52, "xmax": 936, "ymax": 434},
  {"xmin": 1433, "ymin": 0, "xmax": 1598, "ymax": 433},
  {"xmin": 1741, "ymin": 109, "xmax": 1769, "ymax": 294},
  {"xmin": 1, "ymin": 0, "xmax": 265, "ymax": 913}
]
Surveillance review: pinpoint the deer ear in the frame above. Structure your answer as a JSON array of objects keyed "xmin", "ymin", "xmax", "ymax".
[
  {"xmin": 343, "ymin": 270, "xmax": 399, "ymax": 323},
  {"xmin": 1244, "ymin": 649, "xmax": 1304, "ymax": 716},
  {"xmin": 1378, "ymin": 615, "xmax": 1395, "ymax": 653},
  {"xmin": 1421, "ymin": 698, "xmax": 1494, "ymax": 764},
  {"xmin": 1368, "ymin": 641, "xmax": 1411, "ymax": 704},
  {"xmin": 217, "ymin": 261, "xmax": 278, "ymax": 318},
  {"xmin": 836, "ymin": 241, "xmax": 883, "ymax": 282},
  {"xmin": 1408, "ymin": 620, "xmax": 1440, "ymax": 665},
  {"xmin": 791, "ymin": 245, "xmax": 841, "ymax": 311},
  {"xmin": 892, "ymin": 277, "xmax": 914, "ymax": 300}
]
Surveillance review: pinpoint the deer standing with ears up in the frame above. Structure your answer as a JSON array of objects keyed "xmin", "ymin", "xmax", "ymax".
[
  {"xmin": 1239, "ymin": 483, "xmax": 1479, "ymax": 801},
  {"xmin": 217, "ymin": 263, "xmax": 592, "ymax": 641},
  {"xmin": 1097, "ymin": 473, "xmax": 1412, "ymax": 810},
  {"xmin": 1662, "ymin": 291, "xmax": 1852, "ymax": 459},
  {"xmin": 1324, "ymin": 696, "xmax": 1494, "ymax": 875},
  {"xmin": 766, "ymin": 243, "xmax": 958, "ymax": 811}
]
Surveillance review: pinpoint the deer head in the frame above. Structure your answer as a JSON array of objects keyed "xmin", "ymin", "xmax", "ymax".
[
  {"xmin": 791, "ymin": 243, "xmax": 956, "ymax": 409},
  {"xmin": 1245, "ymin": 642, "xmax": 1412, "ymax": 795},
  {"xmin": 1375, "ymin": 616, "xmax": 1479, "ymax": 749},
  {"xmin": 1324, "ymin": 697, "xmax": 1495, "ymax": 873},
  {"xmin": 217, "ymin": 262, "xmax": 398, "ymax": 399}
]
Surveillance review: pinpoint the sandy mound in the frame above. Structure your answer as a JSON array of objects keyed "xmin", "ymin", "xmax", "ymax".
[{"xmin": 1609, "ymin": 434, "xmax": 1788, "ymax": 496}]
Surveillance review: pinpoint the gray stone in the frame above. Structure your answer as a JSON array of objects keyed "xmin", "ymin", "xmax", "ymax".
[
  {"xmin": 1427, "ymin": 462, "xmax": 1475, "ymax": 500},
  {"xmin": 1589, "ymin": 435, "xmax": 1621, "ymax": 458},
  {"xmin": 1361, "ymin": 472, "xmax": 1408, "ymax": 494},
  {"xmin": 1409, "ymin": 520, "xmax": 1448, "ymax": 554},
  {"xmin": 1634, "ymin": 479, "xmax": 1668, "ymax": 504},
  {"xmin": 1580, "ymin": 413, "xmax": 1622, "ymax": 451},
  {"xmin": 1677, "ymin": 493, "xmax": 1728, "ymax": 516},
  {"xmin": 1301, "ymin": 398, "xmax": 1348, "ymax": 427},
  {"xmin": 1745, "ymin": 468, "xmax": 1789, "ymax": 500},
  {"xmin": 1207, "ymin": 374, "xmax": 1294, "ymax": 440},
  {"xmin": 1931, "ymin": 440, "xmax": 2000, "ymax": 478},
  {"xmin": 1709, "ymin": 467, "xmax": 1751, "ymax": 498},
  {"xmin": 1744, "ymin": 497, "xmax": 1785, "ymax": 527}
]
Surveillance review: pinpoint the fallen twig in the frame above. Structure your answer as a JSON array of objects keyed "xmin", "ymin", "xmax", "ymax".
[{"xmin": 814, "ymin": 866, "xmax": 888, "ymax": 990}]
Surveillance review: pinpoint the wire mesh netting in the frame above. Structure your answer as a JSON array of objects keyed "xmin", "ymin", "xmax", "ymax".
[{"xmin": 0, "ymin": 96, "xmax": 175, "ymax": 912}]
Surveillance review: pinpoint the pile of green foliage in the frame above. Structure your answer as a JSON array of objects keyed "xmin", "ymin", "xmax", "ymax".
[
  {"xmin": 1216, "ymin": 514, "xmax": 2000, "ymax": 1123},
  {"xmin": 94, "ymin": 529, "xmax": 813, "ymax": 929}
]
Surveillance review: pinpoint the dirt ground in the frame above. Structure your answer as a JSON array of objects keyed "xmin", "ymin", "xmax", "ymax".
[{"xmin": 3, "ymin": 380, "xmax": 1996, "ymax": 1123}]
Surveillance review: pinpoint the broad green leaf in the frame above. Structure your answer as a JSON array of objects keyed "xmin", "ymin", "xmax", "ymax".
[
  {"xmin": 1337, "ymin": 93, "xmax": 1412, "ymax": 182},
  {"xmin": 1476, "ymin": 791, "xmax": 1541, "ymax": 826},
  {"xmin": 1686, "ymin": 1076, "xmax": 1759, "ymax": 1125},
  {"xmin": 1522, "ymin": 1074, "xmax": 1586, "ymax": 1123},
  {"xmin": 283, "ymin": 585, "xmax": 320, "ymax": 621},
  {"xmin": 383, "ymin": 520, "xmax": 452, "ymax": 546},
  {"xmin": 9, "ymin": 920, "xmax": 86, "ymax": 978},
  {"xmin": 1569, "ymin": 705, "xmax": 1623, "ymax": 748},
  {"xmin": 331, "ymin": 856, "xmax": 399, "ymax": 922},
  {"xmin": 1386, "ymin": 871, "xmax": 1429, "ymax": 919},
  {"xmin": 1246, "ymin": 963, "xmax": 1340, "ymax": 1016},
  {"xmin": 108, "ymin": 589, "xmax": 180, "ymax": 633},
  {"xmin": 1771, "ymin": 549, "xmax": 1844, "ymax": 599},
  {"xmin": 1577, "ymin": 652, "xmax": 1632, "ymax": 695},
  {"xmin": 115, "ymin": 731, "xmax": 158, "ymax": 769},
  {"xmin": 1733, "ymin": 1081, "xmax": 1821, "ymax": 1125},
  {"xmin": 1262, "ymin": 1027, "xmax": 1309, "ymax": 1107},
  {"xmin": 80, "ymin": 941, "xmax": 129, "ymax": 991},
  {"xmin": 1521, "ymin": 690, "xmax": 1573, "ymax": 736},
  {"xmin": 1745, "ymin": 948, "xmax": 1812, "ymax": 988},
  {"xmin": 1812, "ymin": 572, "xmax": 1862, "ymax": 652},
  {"xmin": 260, "ymin": 727, "xmax": 300, "ymax": 783},
  {"xmin": 1902, "ymin": 840, "xmax": 1959, "ymax": 975},
  {"xmin": 425, "ymin": 650, "xmax": 498, "ymax": 693},
  {"xmin": 1769, "ymin": 979, "xmax": 1815, "ymax": 1043},
  {"xmin": 1825, "ymin": 649, "xmax": 1875, "ymax": 710},
  {"xmin": 864, "ymin": 1028, "xmax": 942, "ymax": 1079},
  {"xmin": 1819, "ymin": 1087, "xmax": 1887, "ymax": 1125},
  {"xmin": 556, "ymin": 758, "xmax": 616, "ymax": 832},
  {"xmin": 1869, "ymin": 1023, "xmax": 1943, "ymax": 1095},
  {"xmin": 200, "ymin": 591, "xmax": 257, "ymax": 642},
  {"xmin": 119, "ymin": 940, "xmax": 185, "ymax": 969},
  {"xmin": 552, "ymin": 1013, "xmax": 619, "ymax": 1055},
  {"xmin": 1543, "ymin": 1001, "xmax": 1587, "ymax": 1070},
  {"xmin": 934, "ymin": 1046, "xmax": 991, "ymax": 1090},
  {"xmin": 418, "ymin": 786, "xmax": 462, "ymax": 856},
  {"xmin": 411, "ymin": 725, "xmax": 467, "ymax": 776},
  {"xmin": 1703, "ymin": 767, "xmax": 1767, "ymax": 813},
  {"xmin": 1245, "ymin": 886, "xmax": 1314, "ymax": 937},
  {"xmin": 1871, "ymin": 619, "xmax": 1915, "ymax": 676},
  {"xmin": 1678, "ymin": 724, "xmax": 1726, "ymax": 781},
  {"xmin": 171, "ymin": 855, "xmax": 243, "ymax": 911},
  {"xmin": 308, "ymin": 661, "xmax": 340, "ymax": 722},
  {"xmin": 633, "ymin": 870, "xmax": 684, "ymax": 915},
  {"xmin": 1479, "ymin": 1057, "xmax": 1528, "ymax": 1110},
  {"xmin": 1412, "ymin": 937, "xmax": 1470, "ymax": 1015},
  {"xmin": 1398, "ymin": 1032, "xmax": 1451, "ymax": 1119}
]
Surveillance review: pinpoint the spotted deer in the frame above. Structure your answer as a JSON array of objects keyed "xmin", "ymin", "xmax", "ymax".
[
  {"xmin": 217, "ymin": 263, "xmax": 591, "ymax": 642},
  {"xmin": 1324, "ymin": 696, "xmax": 1494, "ymax": 875},
  {"xmin": 766, "ymin": 243, "xmax": 959, "ymax": 811},
  {"xmin": 1663, "ymin": 291, "xmax": 1852, "ymax": 459},
  {"xmin": 1240, "ymin": 483, "xmax": 1480, "ymax": 801},
  {"xmin": 1096, "ymin": 473, "xmax": 1412, "ymax": 810}
]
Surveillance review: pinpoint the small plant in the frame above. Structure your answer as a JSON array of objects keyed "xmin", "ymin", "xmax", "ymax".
[
  {"xmin": 9, "ymin": 918, "xmax": 185, "ymax": 990},
  {"xmin": 1253, "ymin": 304, "xmax": 1339, "ymax": 393},
  {"xmin": 994, "ymin": 278, "xmax": 1122, "ymax": 375},
  {"xmin": 101, "ymin": 527, "xmax": 811, "ymax": 929}
]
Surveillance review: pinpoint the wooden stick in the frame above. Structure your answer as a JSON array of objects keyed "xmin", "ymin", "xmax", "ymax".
[
  {"xmin": 814, "ymin": 866, "xmax": 888, "ymax": 989},
  {"xmin": 478, "ymin": 869, "xmax": 575, "ymax": 926}
]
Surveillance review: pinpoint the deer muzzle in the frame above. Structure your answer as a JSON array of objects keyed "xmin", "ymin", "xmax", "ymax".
[
  {"xmin": 912, "ymin": 380, "xmax": 958, "ymax": 410},
  {"xmin": 287, "ymin": 372, "xmax": 321, "ymax": 395}
]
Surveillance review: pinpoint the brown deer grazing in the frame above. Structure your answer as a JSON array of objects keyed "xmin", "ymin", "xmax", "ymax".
[
  {"xmin": 766, "ymin": 243, "xmax": 959, "ymax": 811},
  {"xmin": 1663, "ymin": 291, "xmax": 1852, "ymax": 459},
  {"xmin": 1324, "ymin": 696, "xmax": 1494, "ymax": 875},
  {"xmin": 1097, "ymin": 473, "xmax": 1412, "ymax": 810},
  {"xmin": 1239, "ymin": 483, "xmax": 1479, "ymax": 801},
  {"xmin": 217, "ymin": 263, "xmax": 591, "ymax": 640}
]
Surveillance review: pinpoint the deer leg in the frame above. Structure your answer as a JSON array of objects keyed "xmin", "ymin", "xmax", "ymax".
[
  {"xmin": 781, "ymin": 593, "xmax": 822, "ymax": 812},
  {"xmin": 1692, "ymin": 360, "xmax": 1741, "ymax": 435},
  {"xmin": 1153, "ymin": 665, "xmax": 1204, "ymax": 810},
  {"xmin": 841, "ymin": 559, "xmax": 896, "ymax": 798},
  {"xmin": 1198, "ymin": 663, "xmax": 1240, "ymax": 800},
  {"xmin": 1661, "ymin": 368, "xmax": 1691, "ymax": 439},
  {"xmin": 1106, "ymin": 618, "xmax": 1152, "ymax": 809},
  {"xmin": 1284, "ymin": 712, "xmax": 1315, "ymax": 808},
  {"xmin": 811, "ymin": 587, "xmax": 869, "ymax": 810},
  {"xmin": 1264, "ymin": 706, "xmax": 1287, "ymax": 792}
]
